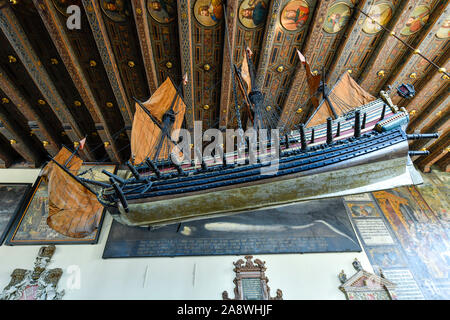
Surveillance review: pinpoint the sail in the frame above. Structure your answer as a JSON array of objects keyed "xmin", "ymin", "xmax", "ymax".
[
  {"xmin": 297, "ymin": 50, "xmax": 321, "ymax": 109},
  {"xmin": 41, "ymin": 147, "xmax": 103, "ymax": 238},
  {"xmin": 241, "ymin": 48, "xmax": 252, "ymax": 94},
  {"xmin": 131, "ymin": 78, "xmax": 186, "ymax": 164},
  {"xmin": 306, "ymin": 72, "xmax": 376, "ymax": 128}
]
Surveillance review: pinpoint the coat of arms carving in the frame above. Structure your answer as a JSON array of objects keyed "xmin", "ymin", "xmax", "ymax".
[{"xmin": 0, "ymin": 245, "xmax": 65, "ymax": 300}]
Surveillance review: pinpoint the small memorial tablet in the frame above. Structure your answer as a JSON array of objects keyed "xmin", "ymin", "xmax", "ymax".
[{"xmin": 242, "ymin": 278, "xmax": 263, "ymax": 300}]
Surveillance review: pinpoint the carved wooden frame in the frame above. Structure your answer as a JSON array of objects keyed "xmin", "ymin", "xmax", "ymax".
[{"xmin": 222, "ymin": 255, "xmax": 283, "ymax": 300}]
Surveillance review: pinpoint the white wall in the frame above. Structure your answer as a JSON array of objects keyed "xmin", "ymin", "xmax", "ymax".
[{"xmin": 0, "ymin": 168, "xmax": 372, "ymax": 300}]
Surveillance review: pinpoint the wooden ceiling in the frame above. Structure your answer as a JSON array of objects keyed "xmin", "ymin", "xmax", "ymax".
[{"xmin": 0, "ymin": 0, "xmax": 448, "ymax": 172}]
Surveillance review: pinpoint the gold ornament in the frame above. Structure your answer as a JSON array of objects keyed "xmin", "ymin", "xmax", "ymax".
[
  {"xmin": 89, "ymin": 60, "xmax": 97, "ymax": 67},
  {"xmin": 8, "ymin": 55, "xmax": 17, "ymax": 63},
  {"xmin": 38, "ymin": 99, "xmax": 46, "ymax": 105},
  {"xmin": 166, "ymin": 61, "xmax": 173, "ymax": 69},
  {"xmin": 1, "ymin": 97, "xmax": 9, "ymax": 104},
  {"xmin": 74, "ymin": 100, "xmax": 81, "ymax": 107},
  {"xmin": 128, "ymin": 61, "xmax": 135, "ymax": 68},
  {"xmin": 106, "ymin": 102, "xmax": 113, "ymax": 108}
]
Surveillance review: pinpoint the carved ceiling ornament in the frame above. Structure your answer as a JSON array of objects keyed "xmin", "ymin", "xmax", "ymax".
[
  {"xmin": 0, "ymin": 245, "xmax": 65, "ymax": 300},
  {"xmin": 338, "ymin": 259, "xmax": 397, "ymax": 300},
  {"xmin": 222, "ymin": 255, "xmax": 283, "ymax": 300}
]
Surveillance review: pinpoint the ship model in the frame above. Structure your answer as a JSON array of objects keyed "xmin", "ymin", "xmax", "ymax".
[{"xmin": 41, "ymin": 46, "xmax": 438, "ymax": 237}]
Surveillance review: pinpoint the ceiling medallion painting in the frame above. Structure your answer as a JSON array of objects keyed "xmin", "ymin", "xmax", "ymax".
[
  {"xmin": 194, "ymin": 0, "xmax": 224, "ymax": 27},
  {"xmin": 436, "ymin": 16, "xmax": 450, "ymax": 39},
  {"xmin": 147, "ymin": 0, "xmax": 176, "ymax": 24},
  {"xmin": 52, "ymin": 0, "xmax": 82, "ymax": 16},
  {"xmin": 322, "ymin": 2, "xmax": 351, "ymax": 34},
  {"xmin": 100, "ymin": 0, "xmax": 130, "ymax": 22},
  {"xmin": 362, "ymin": 3, "xmax": 393, "ymax": 35},
  {"xmin": 400, "ymin": 5, "xmax": 430, "ymax": 36},
  {"xmin": 280, "ymin": 0, "xmax": 309, "ymax": 31},
  {"xmin": 238, "ymin": 0, "xmax": 270, "ymax": 29}
]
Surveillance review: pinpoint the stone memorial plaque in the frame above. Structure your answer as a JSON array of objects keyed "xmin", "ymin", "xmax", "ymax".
[{"xmin": 103, "ymin": 198, "xmax": 361, "ymax": 258}]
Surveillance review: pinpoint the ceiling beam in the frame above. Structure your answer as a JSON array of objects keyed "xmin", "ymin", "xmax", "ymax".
[
  {"xmin": 255, "ymin": 0, "xmax": 284, "ymax": 89},
  {"xmin": 410, "ymin": 118, "xmax": 449, "ymax": 157},
  {"xmin": 131, "ymin": 0, "xmax": 159, "ymax": 95},
  {"xmin": 33, "ymin": 0, "xmax": 122, "ymax": 163},
  {"xmin": 360, "ymin": 0, "xmax": 446, "ymax": 94},
  {"xmin": 415, "ymin": 130, "xmax": 449, "ymax": 172},
  {"xmin": 386, "ymin": 3, "xmax": 450, "ymax": 106},
  {"xmin": 0, "ymin": 66, "xmax": 59, "ymax": 156},
  {"xmin": 177, "ymin": 0, "xmax": 195, "ymax": 130},
  {"xmin": 327, "ymin": 0, "xmax": 405, "ymax": 85},
  {"xmin": 435, "ymin": 153, "xmax": 449, "ymax": 172},
  {"xmin": 279, "ymin": 0, "xmax": 365, "ymax": 129},
  {"xmin": 81, "ymin": 0, "xmax": 133, "ymax": 134},
  {"xmin": 0, "ymin": 112, "xmax": 40, "ymax": 167},
  {"xmin": 0, "ymin": 6, "xmax": 94, "ymax": 160},
  {"xmin": 0, "ymin": 136, "xmax": 17, "ymax": 168},
  {"xmin": 218, "ymin": 0, "xmax": 239, "ymax": 130},
  {"xmin": 406, "ymin": 62, "xmax": 449, "ymax": 133}
]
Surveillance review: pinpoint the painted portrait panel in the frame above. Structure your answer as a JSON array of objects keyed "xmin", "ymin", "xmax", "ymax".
[
  {"xmin": 6, "ymin": 164, "xmax": 116, "ymax": 245},
  {"xmin": 239, "ymin": 0, "xmax": 269, "ymax": 29},
  {"xmin": 100, "ymin": 0, "xmax": 129, "ymax": 22},
  {"xmin": 147, "ymin": 0, "xmax": 177, "ymax": 24},
  {"xmin": 51, "ymin": 0, "xmax": 83, "ymax": 16},
  {"xmin": 362, "ymin": 3, "xmax": 393, "ymax": 34},
  {"xmin": 436, "ymin": 16, "xmax": 450, "ymax": 39},
  {"xmin": 322, "ymin": 2, "xmax": 351, "ymax": 34},
  {"xmin": 194, "ymin": 0, "xmax": 223, "ymax": 27},
  {"xmin": 280, "ymin": 0, "xmax": 309, "ymax": 32},
  {"xmin": 346, "ymin": 202, "xmax": 380, "ymax": 218},
  {"xmin": 400, "ymin": 5, "xmax": 430, "ymax": 36}
]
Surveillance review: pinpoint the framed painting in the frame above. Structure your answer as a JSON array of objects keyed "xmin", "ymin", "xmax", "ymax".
[
  {"xmin": 5, "ymin": 163, "xmax": 117, "ymax": 245},
  {"xmin": 0, "ymin": 183, "xmax": 32, "ymax": 245}
]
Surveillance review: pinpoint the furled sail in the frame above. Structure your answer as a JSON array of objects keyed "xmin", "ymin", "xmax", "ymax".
[
  {"xmin": 41, "ymin": 147, "xmax": 103, "ymax": 238},
  {"xmin": 306, "ymin": 72, "xmax": 376, "ymax": 128},
  {"xmin": 297, "ymin": 50, "xmax": 321, "ymax": 110},
  {"xmin": 131, "ymin": 77, "xmax": 186, "ymax": 164}
]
